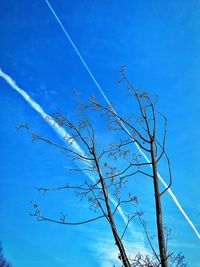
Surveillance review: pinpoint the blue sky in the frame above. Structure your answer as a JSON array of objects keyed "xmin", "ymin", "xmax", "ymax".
[{"xmin": 0, "ymin": 0, "xmax": 200, "ymax": 266}]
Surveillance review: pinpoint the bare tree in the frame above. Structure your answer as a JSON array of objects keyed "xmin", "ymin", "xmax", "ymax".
[{"xmin": 21, "ymin": 68, "xmax": 185, "ymax": 266}]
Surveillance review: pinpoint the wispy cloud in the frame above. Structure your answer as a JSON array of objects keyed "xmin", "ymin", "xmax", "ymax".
[{"xmin": 88, "ymin": 230, "xmax": 149, "ymax": 267}]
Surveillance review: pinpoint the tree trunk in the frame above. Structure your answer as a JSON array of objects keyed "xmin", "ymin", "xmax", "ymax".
[
  {"xmin": 109, "ymin": 215, "xmax": 131, "ymax": 267},
  {"xmin": 151, "ymin": 142, "xmax": 168, "ymax": 267},
  {"xmin": 93, "ymin": 154, "xmax": 131, "ymax": 267}
]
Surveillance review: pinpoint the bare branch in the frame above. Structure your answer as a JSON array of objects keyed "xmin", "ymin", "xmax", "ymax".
[
  {"xmin": 121, "ymin": 212, "xmax": 139, "ymax": 240},
  {"xmin": 19, "ymin": 124, "xmax": 95, "ymax": 161},
  {"xmin": 36, "ymin": 183, "xmax": 99, "ymax": 193},
  {"xmin": 138, "ymin": 215, "xmax": 160, "ymax": 264},
  {"xmin": 31, "ymin": 209, "xmax": 105, "ymax": 226},
  {"xmin": 112, "ymin": 196, "xmax": 138, "ymax": 216}
]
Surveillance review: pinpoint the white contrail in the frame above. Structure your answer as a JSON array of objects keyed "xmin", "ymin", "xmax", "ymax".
[
  {"xmin": 0, "ymin": 70, "xmax": 83, "ymax": 154},
  {"xmin": 43, "ymin": 0, "xmax": 200, "ymax": 239},
  {"xmin": 44, "ymin": 0, "xmax": 111, "ymax": 107},
  {"xmin": 0, "ymin": 68, "xmax": 127, "ymax": 225}
]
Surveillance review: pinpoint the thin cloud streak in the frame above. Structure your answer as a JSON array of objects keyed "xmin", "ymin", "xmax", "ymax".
[
  {"xmin": 43, "ymin": 0, "xmax": 200, "ymax": 239},
  {"xmin": 0, "ymin": 68, "xmax": 128, "ymax": 226}
]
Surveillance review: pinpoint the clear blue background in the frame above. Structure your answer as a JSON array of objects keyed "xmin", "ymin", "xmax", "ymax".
[{"xmin": 0, "ymin": 0, "xmax": 200, "ymax": 266}]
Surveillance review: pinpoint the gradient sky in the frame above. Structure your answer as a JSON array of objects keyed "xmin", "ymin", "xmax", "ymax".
[{"xmin": 0, "ymin": 0, "xmax": 200, "ymax": 266}]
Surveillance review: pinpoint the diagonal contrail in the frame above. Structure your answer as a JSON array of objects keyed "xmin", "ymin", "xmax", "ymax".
[
  {"xmin": 43, "ymin": 0, "xmax": 200, "ymax": 239},
  {"xmin": 0, "ymin": 68, "xmax": 127, "ymax": 225}
]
